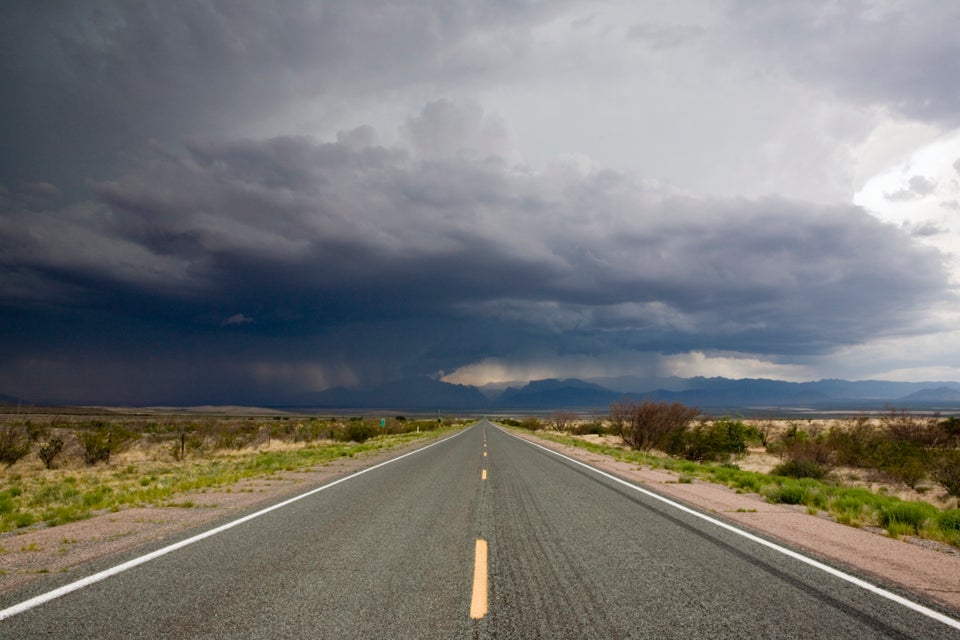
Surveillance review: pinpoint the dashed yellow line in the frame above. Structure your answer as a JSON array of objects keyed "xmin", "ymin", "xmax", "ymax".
[
  {"xmin": 470, "ymin": 539, "xmax": 489, "ymax": 619},
  {"xmin": 481, "ymin": 469, "xmax": 487, "ymax": 480}
]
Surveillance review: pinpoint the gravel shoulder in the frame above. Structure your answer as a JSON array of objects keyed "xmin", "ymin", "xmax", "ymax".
[{"xmin": 3, "ymin": 425, "xmax": 960, "ymax": 619}]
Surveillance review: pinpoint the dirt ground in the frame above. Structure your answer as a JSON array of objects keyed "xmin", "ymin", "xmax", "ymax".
[{"xmin": 2, "ymin": 426, "xmax": 960, "ymax": 620}]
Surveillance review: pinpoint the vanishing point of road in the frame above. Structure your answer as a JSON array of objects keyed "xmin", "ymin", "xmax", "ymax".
[{"xmin": 1, "ymin": 420, "xmax": 958, "ymax": 639}]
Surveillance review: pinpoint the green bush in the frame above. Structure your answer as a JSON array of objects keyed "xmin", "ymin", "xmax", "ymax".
[
  {"xmin": 873, "ymin": 440, "xmax": 930, "ymax": 489},
  {"xmin": 938, "ymin": 509, "xmax": 960, "ymax": 533},
  {"xmin": 941, "ymin": 416, "xmax": 960, "ymax": 439},
  {"xmin": 932, "ymin": 449, "xmax": 960, "ymax": 499},
  {"xmin": 664, "ymin": 418, "xmax": 755, "ymax": 462},
  {"xmin": 342, "ymin": 421, "xmax": 377, "ymax": 443},
  {"xmin": 878, "ymin": 501, "xmax": 938, "ymax": 532},
  {"xmin": 766, "ymin": 481, "xmax": 808, "ymax": 505},
  {"xmin": 772, "ymin": 458, "xmax": 829, "ymax": 480},
  {"xmin": 824, "ymin": 419, "xmax": 877, "ymax": 466},
  {"xmin": 571, "ymin": 421, "xmax": 606, "ymax": 436}
]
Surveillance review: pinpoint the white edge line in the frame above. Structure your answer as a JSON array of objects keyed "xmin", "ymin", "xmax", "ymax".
[
  {"xmin": 0, "ymin": 427, "xmax": 469, "ymax": 622},
  {"xmin": 502, "ymin": 427, "xmax": 960, "ymax": 631}
]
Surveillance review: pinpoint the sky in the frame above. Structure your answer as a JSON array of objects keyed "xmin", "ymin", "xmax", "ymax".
[{"xmin": 2, "ymin": 0, "xmax": 960, "ymax": 405}]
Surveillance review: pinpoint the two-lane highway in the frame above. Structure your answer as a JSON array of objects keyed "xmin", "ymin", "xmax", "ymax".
[{"xmin": 1, "ymin": 420, "xmax": 958, "ymax": 638}]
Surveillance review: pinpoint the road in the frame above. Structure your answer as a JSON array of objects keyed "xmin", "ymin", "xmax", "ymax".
[{"xmin": 1, "ymin": 420, "xmax": 958, "ymax": 638}]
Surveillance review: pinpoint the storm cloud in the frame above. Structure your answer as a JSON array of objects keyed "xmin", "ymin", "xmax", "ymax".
[
  {"xmin": 2, "ymin": 1, "xmax": 960, "ymax": 403},
  {"xmin": 1, "ymin": 124, "xmax": 949, "ymax": 401}
]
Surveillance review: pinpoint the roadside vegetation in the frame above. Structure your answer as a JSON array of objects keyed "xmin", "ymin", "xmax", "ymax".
[
  {"xmin": 0, "ymin": 413, "xmax": 458, "ymax": 535},
  {"xmin": 508, "ymin": 402, "xmax": 960, "ymax": 549}
]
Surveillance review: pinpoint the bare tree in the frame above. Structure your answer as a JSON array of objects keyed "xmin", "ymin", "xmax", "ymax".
[
  {"xmin": 549, "ymin": 410, "xmax": 577, "ymax": 432},
  {"xmin": 609, "ymin": 400, "xmax": 700, "ymax": 451}
]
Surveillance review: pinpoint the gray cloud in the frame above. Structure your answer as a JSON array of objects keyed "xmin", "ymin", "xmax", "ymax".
[
  {"xmin": 402, "ymin": 100, "xmax": 519, "ymax": 163},
  {"xmin": 626, "ymin": 23, "xmax": 704, "ymax": 50},
  {"xmin": 885, "ymin": 175, "xmax": 938, "ymax": 201},
  {"xmin": 0, "ymin": 1, "xmax": 568, "ymax": 195},
  {"xmin": 725, "ymin": 1, "xmax": 960, "ymax": 125},
  {"xmin": 1, "ymin": 122, "xmax": 950, "ymax": 401}
]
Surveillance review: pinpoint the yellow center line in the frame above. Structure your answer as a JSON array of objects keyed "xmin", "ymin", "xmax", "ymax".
[{"xmin": 470, "ymin": 538, "xmax": 489, "ymax": 619}]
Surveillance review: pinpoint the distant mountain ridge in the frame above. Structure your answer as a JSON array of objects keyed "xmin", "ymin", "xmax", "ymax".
[{"xmin": 7, "ymin": 376, "xmax": 960, "ymax": 411}]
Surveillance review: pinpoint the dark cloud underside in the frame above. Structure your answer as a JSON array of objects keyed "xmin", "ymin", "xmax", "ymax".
[{"xmin": 1, "ymin": 129, "xmax": 949, "ymax": 401}]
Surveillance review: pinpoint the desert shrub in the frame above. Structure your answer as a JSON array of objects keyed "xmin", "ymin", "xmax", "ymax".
[
  {"xmin": 77, "ymin": 423, "xmax": 136, "ymax": 465},
  {"xmin": 570, "ymin": 420, "xmax": 606, "ymax": 436},
  {"xmin": 872, "ymin": 440, "xmax": 930, "ymax": 489},
  {"xmin": 662, "ymin": 418, "xmax": 751, "ymax": 462},
  {"xmin": 609, "ymin": 400, "xmax": 700, "ymax": 451},
  {"xmin": 824, "ymin": 418, "xmax": 877, "ymax": 467},
  {"xmin": 772, "ymin": 457, "xmax": 830, "ymax": 480},
  {"xmin": 0, "ymin": 425, "xmax": 31, "ymax": 468},
  {"xmin": 35, "ymin": 433, "xmax": 65, "ymax": 470},
  {"xmin": 774, "ymin": 435, "xmax": 835, "ymax": 480},
  {"xmin": 518, "ymin": 417, "xmax": 542, "ymax": 431},
  {"xmin": 931, "ymin": 449, "xmax": 960, "ymax": 500},
  {"xmin": 340, "ymin": 420, "xmax": 376, "ymax": 443},
  {"xmin": 941, "ymin": 416, "xmax": 960, "ymax": 437}
]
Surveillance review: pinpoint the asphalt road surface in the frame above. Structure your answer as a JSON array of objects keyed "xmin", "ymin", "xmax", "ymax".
[{"xmin": 1, "ymin": 420, "xmax": 958, "ymax": 639}]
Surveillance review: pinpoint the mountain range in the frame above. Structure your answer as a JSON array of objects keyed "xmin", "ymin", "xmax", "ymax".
[{"xmin": 7, "ymin": 376, "xmax": 960, "ymax": 413}]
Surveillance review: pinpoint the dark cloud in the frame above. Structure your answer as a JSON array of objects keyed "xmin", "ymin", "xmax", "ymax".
[
  {"xmin": 0, "ymin": 124, "xmax": 950, "ymax": 402},
  {"xmin": 0, "ymin": 1, "xmax": 566, "ymax": 195},
  {"xmin": 725, "ymin": 1, "xmax": 960, "ymax": 125}
]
